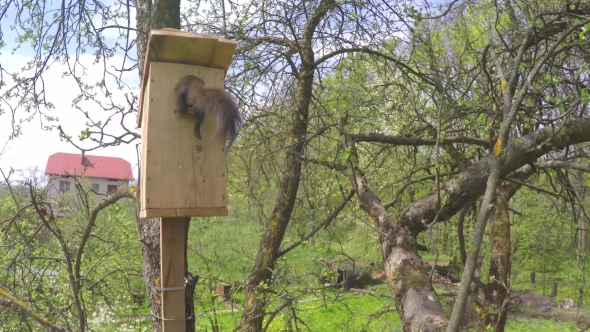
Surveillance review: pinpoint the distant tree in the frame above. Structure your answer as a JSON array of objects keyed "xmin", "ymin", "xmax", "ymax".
[
  {"xmin": 0, "ymin": 170, "xmax": 136, "ymax": 330},
  {"xmin": 3, "ymin": 0, "xmax": 590, "ymax": 330}
]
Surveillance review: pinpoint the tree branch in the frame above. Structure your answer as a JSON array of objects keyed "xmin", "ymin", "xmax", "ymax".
[
  {"xmin": 536, "ymin": 161, "xmax": 590, "ymax": 173},
  {"xmin": 383, "ymin": 171, "xmax": 460, "ymax": 209},
  {"xmin": 398, "ymin": 118, "xmax": 590, "ymax": 236},
  {"xmin": 312, "ymin": 47, "xmax": 437, "ymax": 87},
  {"xmin": 350, "ymin": 133, "xmax": 491, "ymax": 148},
  {"xmin": 277, "ymin": 190, "xmax": 354, "ymax": 258},
  {"xmin": 287, "ymin": 152, "xmax": 347, "ymax": 171},
  {"xmin": 0, "ymin": 286, "xmax": 70, "ymax": 332},
  {"xmin": 75, "ymin": 189, "xmax": 136, "ymax": 285}
]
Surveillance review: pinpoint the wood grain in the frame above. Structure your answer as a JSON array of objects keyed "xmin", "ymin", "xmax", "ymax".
[
  {"xmin": 160, "ymin": 218, "xmax": 187, "ymax": 331},
  {"xmin": 140, "ymin": 62, "xmax": 228, "ymax": 217},
  {"xmin": 140, "ymin": 207, "xmax": 228, "ymax": 218},
  {"xmin": 137, "ymin": 29, "xmax": 237, "ymax": 127}
]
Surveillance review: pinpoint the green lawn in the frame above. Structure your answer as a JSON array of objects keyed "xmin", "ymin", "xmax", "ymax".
[
  {"xmin": 194, "ymin": 284, "xmax": 400, "ymax": 332},
  {"xmin": 503, "ymin": 315, "xmax": 579, "ymax": 332},
  {"xmin": 102, "ymin": 285, "xmax": 585, "ymax": 332}
]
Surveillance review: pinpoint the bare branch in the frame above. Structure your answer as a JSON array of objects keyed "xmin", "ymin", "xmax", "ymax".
[
  {"xmin": 75, "ymin": 189, "xmax": 136, "ymax": 285},
  {"xmin": 536, "ymin": 161, "xmax": 590, "ymax": 173},
  {"xmin": 288, "ymin": 152, "xmax": 347, "ymax": 171},
  {"xmin": 351, "ymin": 133, "xmax": 490, "ymax": 148},
  {"xmin": 278, "ymin": 190, "xmax": 354, "ymax": 257},
  {"xmin": 313, "ymin": 47, "xmax": 437, "ymax": 87}
]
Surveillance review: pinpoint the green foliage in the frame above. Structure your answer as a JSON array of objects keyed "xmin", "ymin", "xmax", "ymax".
[
  {"xmin": 191, "ymin": 285, "xmax": 399, "ymax": 332},
  {"xmin": 0, "ymin": 180, "xmax": 142, "ymax": 331},
  {"xmin": 3, "ymin": 0, "xmax": 590, "ymax": 329},
  {"xmin": 503, "ymin": 316, "xmax": 578, "ymax": 332}
]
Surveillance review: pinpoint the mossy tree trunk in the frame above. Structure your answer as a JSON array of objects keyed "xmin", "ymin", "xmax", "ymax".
[
  {"xmin": 481, "ymin": 187, "xmax": 513, "ymax": 332},
  {"xmin": 478, "ymin": 170, "xmax": 530, "ymax": 332},
  {"xmin": 134, "ymin": 1, "xmax": 193, "ymax": 331},
  {"xmin": 338, "ymin": 123, "xmax": 448, "ymax": 331},
  {"xmin": 241, "ymin": 1, "xmax": 336, "ymax": 330},
  {"xmin": 308, "ymin": 118, "xmax": 590, "ymax": 330}
]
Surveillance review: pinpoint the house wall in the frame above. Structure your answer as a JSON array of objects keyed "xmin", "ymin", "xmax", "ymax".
[{"xmin": 46, "ymin": 176, "xmax": 130, "ymax": 203}]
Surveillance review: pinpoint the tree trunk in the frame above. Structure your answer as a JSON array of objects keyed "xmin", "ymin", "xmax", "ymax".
[
  {"xmin": 479, "ymin": 169, "xmax": 531, "ymax": 332},
  {"xmin": 571, "ymin": 147, "xmax": 588, "ymax": 267},
  {"xmin": 551, "ymin": 281, "xmax": 558, "ymax": 298},
  {"xmin": 134, "ymin": 203, "xmax": 163, "ymax": 331},
  {"xmin": 241, "ymin": 1, "xmax": 336, "ymax": 329},
  {"xmin": 480, "ymin": 187, "xmax": 512, "ymax": 332},
  {"xmin": 134, "ymin": 1, "xmax": 188, "ymax": 331},
  {"xmin": 135, "ymin": 0, "xmax": 180, "ymax": 79},
  {"xmin": 240, "ymin": 66, "xmax": 310, "ymax": 332},
  {"xmin": 338, "ymin": 127, "xmax": 447, "ymax": 330},
  {"xmin": 457, "ymin": 206, "xmax": 469, "ymax": 266},
  {"xmin": 383, "ymin": 222, "xmax": 447, "ymax": 330}
]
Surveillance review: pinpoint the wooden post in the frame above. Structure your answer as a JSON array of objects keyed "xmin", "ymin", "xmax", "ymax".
[
  {"xmin": 137, "ymin": 30, "xmax": 238, "ymax": 331},
  {"xmin": 161, "ymin": 217, "xmax": 187, "ymax": 331}
]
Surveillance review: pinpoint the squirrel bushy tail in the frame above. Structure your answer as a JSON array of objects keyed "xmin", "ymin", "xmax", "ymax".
[
  {"xmin": 174, "ymin": 75, "xmax": 243, "ymax": 146},
  {"xmin": 199, "ymin": 88, "xmax": 243, "ymax": 144}
]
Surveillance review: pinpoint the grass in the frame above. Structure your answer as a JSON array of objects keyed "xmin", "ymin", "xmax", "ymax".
[
  {"xmin": 101, "ymin": 271, "xmax": 588, "ymax": 331},
  {"xmin": 503, "ymin": 315, "xmax": 580, "ymax": 332},
  {"xmin": 290, "ymin": 290, "xmax": 399, "ymax": 331},
  {"xmin": 102, "ymin": 214, "xmax": 588, "ymax": 331},
  {"xmin": 193, "ymin": 284, "xmax": 401, "ymax": 332},
  {"xmin": 510, "ymin": 268, "xmax": 588, "ymax": 305},
  {"xmin": 191, "ymin": 288, "xmax": 584, "ymax": 332}
]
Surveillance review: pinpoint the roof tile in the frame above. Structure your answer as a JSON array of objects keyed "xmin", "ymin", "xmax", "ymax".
[{"xmin": 45, "ymin": 153, "xmax": 134, "ymax": 180}]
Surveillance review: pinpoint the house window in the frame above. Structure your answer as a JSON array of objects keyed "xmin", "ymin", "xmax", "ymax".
[
  {"xmin": 91, "ymin": 183, "xmax": 100, "ymax": 192},
  {"xmin": 59, "ymin": 181, "xmax": 70, "ymax": 193},
  {"xmin": 107, "ymin": 185, "xmax": 118, "ymax": 194}
]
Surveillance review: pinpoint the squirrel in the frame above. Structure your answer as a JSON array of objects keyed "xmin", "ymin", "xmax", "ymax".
[{"xmin": 174, "ymin": 75, "xmax": 243, "ymax": 146}]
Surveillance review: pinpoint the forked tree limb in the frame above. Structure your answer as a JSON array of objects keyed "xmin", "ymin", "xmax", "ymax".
[
  {"xmin": 397, "ymin": 118, "xmax": 590, "ymax": 236},
  {"xmin": 292, "ymin": 117, "xmax": 590, "ymax": 331},
  {"xmin": 277, "ymin": 189, "xmax": 355, "ymax": 258},
  {"xmin": 340, "ymin": 116, "xmax": 447, "ymax": 330}
]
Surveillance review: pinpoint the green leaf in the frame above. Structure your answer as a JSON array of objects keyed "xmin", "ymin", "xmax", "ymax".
[{"xmin": 441, "ymin": 194, "xmax": 449, "ymax": 207}]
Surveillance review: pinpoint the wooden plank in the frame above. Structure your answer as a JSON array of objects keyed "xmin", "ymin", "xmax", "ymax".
[
  {"xmin": 140, "ymin": 78, "xmax": 150, "ymax": 205},
  {"xmin": 140, "ymin": 207, "xmax": 228, "ymax": 218},
  {"xmin": 137, "ymin": 29, "xmax": 236, "ymax": 127},
  {"xmin": 210, "ymin": 38, "xmax": 238, "ymax": 73},
  {"xmin": 160, "ymin": 217, "xmax": 187, "ymax": 332},
  {"xmin": 140, "ymin": 62, "xmax": 228, "ymax": 216}
]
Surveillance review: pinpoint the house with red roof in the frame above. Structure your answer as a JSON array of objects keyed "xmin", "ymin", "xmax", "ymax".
[{"xmin": 45, "ymin": 152, "xmax": 134, "ymax": 205}]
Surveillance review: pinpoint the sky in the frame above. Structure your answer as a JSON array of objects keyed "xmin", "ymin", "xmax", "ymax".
[
  {"xmin": 0, "ymin": 4, "xmax": 142, "ymax": 181},
  {"xmin": 0, "ymin": 0, "xmax": 433, "ymax": 183}
]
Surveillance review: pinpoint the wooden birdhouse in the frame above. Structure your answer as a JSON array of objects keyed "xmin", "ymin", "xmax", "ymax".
[{"xmin": 137, "ymin": 29, "xmax": 237, "ymax": 218}]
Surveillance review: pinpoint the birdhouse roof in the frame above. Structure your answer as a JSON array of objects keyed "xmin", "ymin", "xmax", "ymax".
[{"xmin": 137, "ymin": 29, "xmax": 237, "ymax": 127}]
